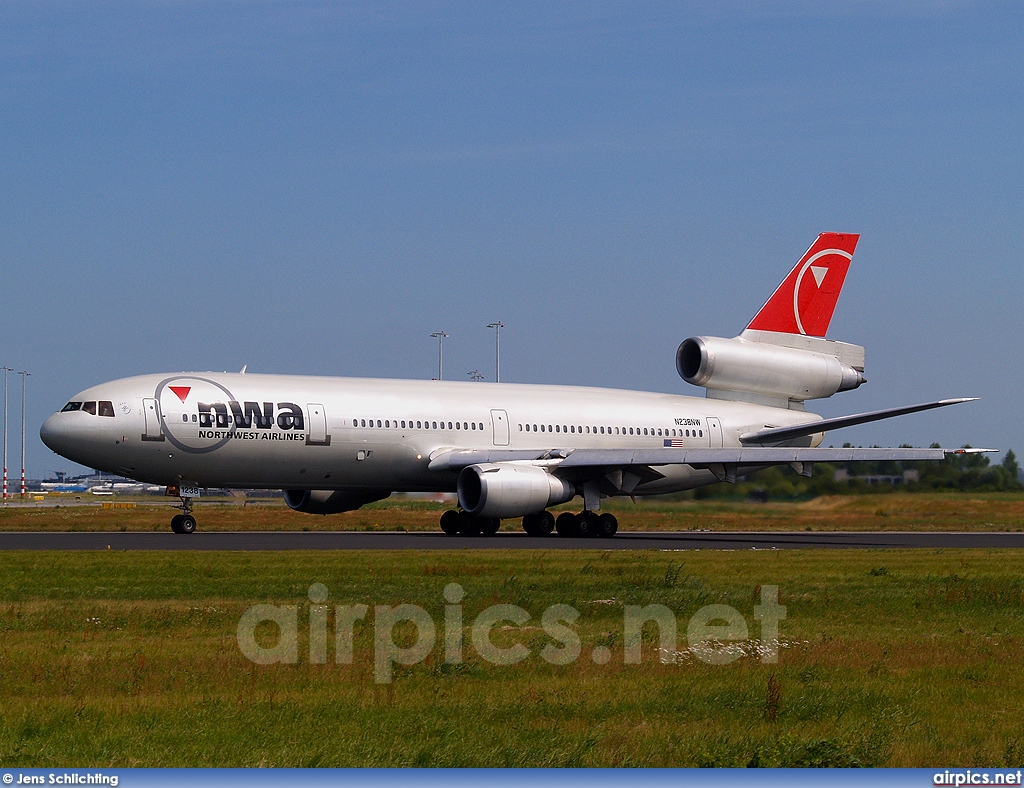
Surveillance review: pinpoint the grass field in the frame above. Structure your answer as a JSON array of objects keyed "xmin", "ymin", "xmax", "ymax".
[
  {"xmin": 1, "ymin": 548, "xmax": 1022, "ymax": 767},
  {"xmin": 3, "ymin": 491, "xmax": 1024, "ymax": 532}
]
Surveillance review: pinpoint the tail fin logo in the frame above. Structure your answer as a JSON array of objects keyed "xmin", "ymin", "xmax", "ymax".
[{"xmin": 747, "ymin": 232, "xmax": 859, "ymax": 337}]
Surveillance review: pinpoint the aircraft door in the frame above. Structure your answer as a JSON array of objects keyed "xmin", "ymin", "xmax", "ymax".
[
  {"xmin": 490, "ymin": 409, "xmax": 510, "ymax": 446},
  {"xmin": 706, "ymin": 417, "xmax": 723, "ymax": 447},
  {"xmin": 306, "ymin": 403, "xmax": 331, "ymax": 446},
  {"xmin": 142, "ymin": 398, "xmax": 164, "ymax": 442}
]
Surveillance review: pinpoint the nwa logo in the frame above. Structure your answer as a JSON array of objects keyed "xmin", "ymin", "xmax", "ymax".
[
  {"xmin": 194, "ymin": 400, "xmax": 304, "ymax": 430},
  {"xmin": 156, "ymin": 376, "xmax": 308, "ymax": 454}
]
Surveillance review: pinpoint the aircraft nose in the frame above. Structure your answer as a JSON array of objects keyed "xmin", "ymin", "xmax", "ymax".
[{"xmin": 40, "ymin": 414, "xmax": 70, "ymax": 455}]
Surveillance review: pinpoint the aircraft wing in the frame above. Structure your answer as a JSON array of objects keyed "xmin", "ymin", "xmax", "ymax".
[{"xmin": 428, "ymin": 445, "xmax": 985, "ymax": 472}]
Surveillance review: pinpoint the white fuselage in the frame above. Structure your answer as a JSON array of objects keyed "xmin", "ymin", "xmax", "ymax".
[{"xmin": 40, "ymin": 372, "xmax": 822, "ymax": 496}]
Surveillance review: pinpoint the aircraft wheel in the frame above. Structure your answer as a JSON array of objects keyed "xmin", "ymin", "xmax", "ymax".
[
  {"xmin": 179, "ymin": 514, "xmax": 197, "ymax": 534},
  {"xmin": 576, "ymin": 511, "xmax": 597, "ymax": 537},
  {"xmin": 522, "ymin": 513, "xmax": 539, "ymax": 535},
  {"xmin": 555, "ymin": 511, "xmax": 578, "ymax": 537},
  {"xmin": 457, "ymin": 512, "xmax": 482, "ymax": 536},
  {"xmin": 440, "ymin": 509, "xmax": 461, "ymax": 535},
  {"xmin": 536, "ymin": 510, "xmax": 555, "ymax": 536},
  {"xmin": 480, "ymin": 517, "xmax": 501, "ymax": 536},
  {"xmin": 170, "ymin": 514, "xmax": 184, "ymax": 534},
  {"xmin": 596, "ymin": 512, "xmax": 618, "ymax": 537}
]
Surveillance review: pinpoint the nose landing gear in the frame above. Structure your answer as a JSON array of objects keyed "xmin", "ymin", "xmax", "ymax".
[{"xmin": 170, "ymin": 495, "xmax": 197, "ymax": 534}]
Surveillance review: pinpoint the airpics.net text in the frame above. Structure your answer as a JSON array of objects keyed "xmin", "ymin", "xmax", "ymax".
[{"xmin": 236, "ymin": 583, "xmax": 786, "ymax": 683}]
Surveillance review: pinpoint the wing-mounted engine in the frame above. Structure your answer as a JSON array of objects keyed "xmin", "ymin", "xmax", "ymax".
[
  {"xmin": 284, "ymin": 489, "xmax": 392, "ymax": 515},
  {"xmin": 458, "ymin": 463, "xmax": 575, "ymax": 519},
  {"xmin": 676, "ymin": 331, "xmax": 866, "ymax": 404}
]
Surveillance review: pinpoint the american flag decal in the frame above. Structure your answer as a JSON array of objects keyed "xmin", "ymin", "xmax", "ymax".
[{"xmin": 664, "ymin": 439, "xmax": 685, "ymax": 448}]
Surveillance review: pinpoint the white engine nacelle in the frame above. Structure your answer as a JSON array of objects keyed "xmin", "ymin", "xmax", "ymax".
[
  {"xmin": 677, "ymin": 335, "xmax": 865, "ymax": 401},
  {"xmin": 458, "ymin": 463, "xmax": 575, "ymax": 519}
]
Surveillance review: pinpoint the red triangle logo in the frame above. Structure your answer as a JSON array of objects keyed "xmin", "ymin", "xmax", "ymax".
[{"xmin": 169, "ymin": 386, "xmax": 191, "ymax": 403}]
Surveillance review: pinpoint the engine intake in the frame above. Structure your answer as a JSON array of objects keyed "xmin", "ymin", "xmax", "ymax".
[
  {"xmin": 677, "ymin": 335, "xmax": 865, "ymax": 401},
  {"xmin": 457, "ymin": 463, "xmax": 575, "ymax": 519},
  {"xmin": 283, "ymin": 489, "xmax": 391, "ymax": 515}
]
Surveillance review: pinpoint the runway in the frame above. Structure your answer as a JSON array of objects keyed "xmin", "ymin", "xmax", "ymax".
[{"xmin": 1, "ymin": 530, "xmax": 1023, "ymax": 550}]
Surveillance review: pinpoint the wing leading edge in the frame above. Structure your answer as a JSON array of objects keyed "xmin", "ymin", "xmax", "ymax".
[{"xmin": 429, "ymin": 446, "xmax": 988, "ymax": 473}]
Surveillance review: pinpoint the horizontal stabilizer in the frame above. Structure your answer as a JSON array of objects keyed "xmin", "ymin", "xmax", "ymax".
[{"xmin": 739, "ymin": 398, "xmax": 977, "ymax": 445}]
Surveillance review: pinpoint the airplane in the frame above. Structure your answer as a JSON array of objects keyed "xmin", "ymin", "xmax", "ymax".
[{"xmin": 40, "ymin": 233, "xmax": 979, "ymax": 535}]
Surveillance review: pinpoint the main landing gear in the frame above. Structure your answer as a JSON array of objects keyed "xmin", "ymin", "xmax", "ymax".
[
  {"xmin": 439, "ymin": 510, "xmax": 501, "ymax": 536},
  {"xmin": 553, "ymin": 510, "xmax": 618, "ymax": 538},
  {"xmin": 438, "ymin": 509, "xmax": 618, "ymax": 537},
  {"xmin": 170, "ymin": 496, "xmax": 197, "ymax": 534}
]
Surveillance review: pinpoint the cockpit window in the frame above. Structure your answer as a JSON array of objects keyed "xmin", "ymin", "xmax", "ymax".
[
  {"xmin": 82, "ymin": 401, "xmax": 97, "ymax": 415},
  {"xmin": 98, "ymin": 401, "xmax": 115, "ymax": 417},
  {"xmin": 61, "ymin": 402, "xmax": 82, "ymax": 412}
]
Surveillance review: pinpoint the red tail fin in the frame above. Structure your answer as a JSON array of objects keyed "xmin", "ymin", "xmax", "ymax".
[{"xmin": 746, "ymin": 232, "xmax": 860, "ymax": 337}]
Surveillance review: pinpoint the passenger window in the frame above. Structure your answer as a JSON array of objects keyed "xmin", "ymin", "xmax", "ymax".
[
  {"xmin": 385, "ymin": 420, "xmax": 390, "ymax": 428},
  {"xmin": 464, "ymin": 422, "xmax": 468, "ymax": 430},
  {"xmin": 182, "ymin": 415, "xmax": 188, "ymax": 423},
  {"xmin": 82, "ymin": 401, "xmax": 97, "ymax": 415},
  {"xmin": 456, "ymin": 422, "xmax": 460, "ymax": 430},
  {"xmin": 554, "ymin": 425, "xmax": 559, "ymax": 433},
  {"xmin": 192, "ymin": 414, "xmax": 197, "ymax": 423},
  {"xmin": 699, "ymin": 430, "xmax": 703, "ymax": 437},
  {"xmin": 61, "ymin": 402, "xmax": 82, "ymax": 412}
]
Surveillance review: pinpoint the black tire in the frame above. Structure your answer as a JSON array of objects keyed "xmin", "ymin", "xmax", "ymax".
[
  {"xmin": 576, "ymin": 511, "xmax": 596, "ymax": 537},
  {"xmin": 440, "ymin": 509, "xmax": 461, "ymax": 535},
  {"xmin": 481, "ymin": 517, "xmax": 501, "ymax": 536},
  {"xmin": 597, "ymin": 512, "xmax": 618, "ymax": 537},
  {"xmin": 179, "ymin": 514, "xmax": 197, "ymax": 534},
  {"xmin": 522, "ymin": 514, "xmax": 539, "ymax": 535},
  {"xmin": 555, "ymin": 511, "xmax": 578, "ymax": 537},
  {"xmin": 457, "ymin": 512, "xmax": 482, "ymax": 536},
  {"xmin": 170, "ymin": 514, "xmax": 184, "ymax": 534},
  {"xmin": 536, "ymin": 510, "xmax": 555, "ymax": 536}
]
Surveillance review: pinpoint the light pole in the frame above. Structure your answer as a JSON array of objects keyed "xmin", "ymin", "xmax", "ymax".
[
  {"xmin": 487, "ymin": 322, "xmax": 505, "ymax": 382},
  {"xmin": 430, "ymin": 331, "xmax": 449, "ymax": 380},
  {"xmin": 2, "ymin": 366, "xmax": 10, "ymax": 503},
  {"xmin": 19, "ymin": 371, "xmax": 29, "ymax": 499}
]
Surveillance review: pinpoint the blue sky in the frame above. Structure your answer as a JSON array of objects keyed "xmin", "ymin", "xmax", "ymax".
[{"xmin": 1, "ymin": 1, "xmax": 1021, "ymax": 478}]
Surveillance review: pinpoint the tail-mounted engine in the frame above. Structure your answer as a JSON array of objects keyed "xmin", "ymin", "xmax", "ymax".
[{"xmin": 676, "ymin": 330, "xmax": 866, "ymax": 403}]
